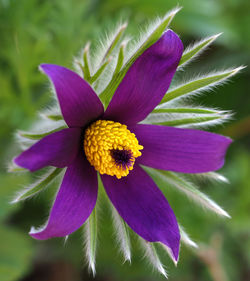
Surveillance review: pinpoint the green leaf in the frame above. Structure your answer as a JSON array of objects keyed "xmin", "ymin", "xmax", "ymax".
[
  {"xmin": 152, "ymin": 115, "xmax": 223, "ymax": 126},
  {"xmin": 179, "ymin": 225, "xmax": 198, "ymax": 248},
  {"xmin": 113, "ymin": 43, "xmax": 126, "ymax": 76},
  {"xmin": 178, "ymin": 33, "xmax": 221, "ymax": 67},
  {"xmin": 45, "ymin": 113, "xmax": 63, "ymax": 121},
  {"xmin": 146, "ymin": 107, "xmax": 231, "ymax": 127},
  {"xmin": 8, "ymin": 164, "xmax": 27, "ymax": 173},
  {"xmin": 90, "ymin": 57, "xmax": 111, "ymax": 84},
  {"xmin": 153, "ymin": 107, "xmax": 219, "ymax": 114},
  {"xmin": 101, "ymin": 23, "xmax": 127, "ymax": 63},
  {"xmin": 111, "ymin": 205, "xmax": 131, "ymax": 262},
  {"xmin": 18, "ymin": 125, "xmax": 67, "ymax": 140},
  {"xmin": 81, "ymin": 42, "xmax": 91, "ymax": 82},
  {"xmin": 0, "ymin": 227, "xmax": 33, "ymax": 281},
  {"xmin": 0, "ymin": 173, "xmax": 29, "ymax": 221},
  {"xmin": 99, "ymin": 8, "xmax": 180, "ymax": 107},
  {"xmin": 85, "ymin": 208, "xmax": 97, "ymax": 275},
  {"xmin": 189, "ymin": 172, "xmax": 229, "ymax": 184},
  {"xmin": 160, "ymin": 67, "xmax": 243, "ymax": 104},
  {"xmin": 148, "ymin": 169, "xmax": 230, "ymax": 217},
  {"xmin": 12, "ymin": 168, "xmax": 63, "ymax": 203},
  {"xmin": 140, "ymin": 240, "xmax": 167, "ymax": 278}
]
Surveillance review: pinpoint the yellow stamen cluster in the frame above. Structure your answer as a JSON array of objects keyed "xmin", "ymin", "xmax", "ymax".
[{"xmin": 84, "ymin": 120, "xmax": 143, "ymax": 179}]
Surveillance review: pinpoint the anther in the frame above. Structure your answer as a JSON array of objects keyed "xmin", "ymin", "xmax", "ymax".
[{"xmin": 84, "ymin": 120, "xmax": 143, "ymax": 179}]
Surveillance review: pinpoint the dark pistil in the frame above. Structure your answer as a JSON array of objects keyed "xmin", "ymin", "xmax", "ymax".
[{"xmin": 110, "ymin": 149, "xmax": 134, "ymax": 170}]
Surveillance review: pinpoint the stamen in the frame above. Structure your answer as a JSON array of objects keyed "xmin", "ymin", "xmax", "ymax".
[{"xmin": 84, "ymin": 120, "xmax": 143, "ymax": 179}]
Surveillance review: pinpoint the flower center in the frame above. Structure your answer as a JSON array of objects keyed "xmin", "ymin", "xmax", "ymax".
[{"xmin": 84, "ymin": 120, "xmax": 143, "ymax": 179}]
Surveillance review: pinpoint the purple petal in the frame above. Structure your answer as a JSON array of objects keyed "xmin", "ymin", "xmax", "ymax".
[
  {"xmin": 101, "ymin": 164, "xmax": 180, "ymax": 261},
  {"xmin": 131, "ymin": 124, "xmax": 232, "ymax": 173},
  {"xmin": 14, "ymin": 128, "xmax": 81, "ymax": 172},
  {"xmin": 104, "ymin": 30, "xmax": 183, "ymax": 125},
  {"xmin": 30, "ymin": 152, "xmax": 98, "ymax": 240},
  {"xmin": 40, "ymin": 64, "xmax": 104, "ymax": 127}
]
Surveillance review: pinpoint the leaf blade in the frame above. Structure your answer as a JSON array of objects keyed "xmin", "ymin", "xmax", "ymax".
[
  {"xmin": 160, "ymin": 67, "xmax": 244, "ymax": 104},
  {"xmin": 99, "ymin": 8, "xmax": 181, "ymax": 107},
  {"xmin": 84, "ymin": 208, "xmax": 98, "ymax": 275},
  {"xmin": 12, "ymin": 168, "xmax": 63, "ymax": 202},
  {"xmin": 111, "ymin": 205, "xmax": 131, "ymax": 262},
  {"xmin": 140, "ymin": 239, "xmax": 168, "ymax": 278},
  {"xmin": 113, "ymin": 42, "xmax": 126, "ymax": 76},
  {"xmin": 90, "ymin": 58, "xmax": 111, "ymax": 84},
  {"xmin": 44, "ymin": 113, "xmax": 63, "ymax": 121},
  {"xmin": 101, "ymin": 23, "xmax": 127, "ymax": 63},
  {"xmin": 178, "ymin": 33, "xmax": 221, "ymax": 68},
  {"xmin": 147, "ymin": 168, "xmax": 230, "ymax": 218},
  {"xmin": 82, "ymin": 42, "xmax": 91, "ymax": 82},
  {"xmin": 153, "ymin": 107, "xmax": 219, "ymax": 114},
  {"xmin": 179, "ymin": 225, "xmax": 198, "ymax": 248},
  {"xmin": 149, "ymin": 115, "xmax": 224, "ymax": 126},
  {"xmin": 18, "ymin": 125, "xmax": 67, "ymax": 140}
]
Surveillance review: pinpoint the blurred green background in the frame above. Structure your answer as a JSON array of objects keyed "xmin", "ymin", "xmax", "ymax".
[{"xmin": 0, "ymin": 0, "xmax": 250, "ymax": 280}]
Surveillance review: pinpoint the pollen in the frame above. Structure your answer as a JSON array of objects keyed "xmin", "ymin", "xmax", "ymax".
[{"xmin": 84, "ymin": 120, "xmax": 143, "ymax": 179}]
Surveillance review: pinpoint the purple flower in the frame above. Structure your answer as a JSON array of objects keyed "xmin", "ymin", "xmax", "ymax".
[{"xmin": 14, "ymin": 30, "xmax": 232, "ymax": 263}]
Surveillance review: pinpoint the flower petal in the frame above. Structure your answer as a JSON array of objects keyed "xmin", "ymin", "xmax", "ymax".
[
  {"xmin": 30, "ymin": 152, "xmax": 98, "ymax": 240},
  {"xmin": 101, "ymin": 164, "xmax": 180, "ymax": 261},
  {"xmin": 104, "ymin": 30, "xmax": 183, "ymax": 125},
  {"xmin": 40, "ymin": 64, "xmax": 104, "ymax": 127},
  {"xmin": 131, "ymin": 124, "xmax": 232, "ymax": 173},
  {"xmin": 14, "ymin": 128, "xmax": 81, "ymax": 172}
]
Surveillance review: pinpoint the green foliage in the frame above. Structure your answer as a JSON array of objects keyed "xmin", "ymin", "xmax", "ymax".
[
  {"xmin": 178, "ymin": 34, "xmax": 221, "ymax": 67},
  {"xmin": 140, "ymin": 240, "xmax": 167, "ymax": 277},
  {"xmin": 113, "ymin": 44, "xmax": 126, "ymax": 76},
  {"xmin": 146, "ymin": 168, "xmax": 230, "ymax": 217},
  {"xmin": 99, "ymin": 8, "xmax": 179, "ymax": 107},
  {"xmin": 151, "ymin": 115, "xmax": 223, "ymax": 127},
  {"xmin": 101, "ymin": 23, "xmax": 127, "ymax": 63},
  {"xmin": 153, "ymin": 107, "xmax": 219, "ymax": 114},
  {"xmin": 45, "ymin": 113, "xmax": 63, "ymax": 121},
  {"xmin": 19, "ymin": 126, "xmax": 67, "ymax": 140},
  {"xmin": 0, "ymin": 173, "xmax": 34, "ymax": 281},
  {"xmin": 0, "ymin": 0, "xmax": 250, "ymax": 280},
  {"xmin": 0, "ymin": 227, "xmax": 33, "ymax": 281},
  {"xmin": 84, "ymin": 208, "xmax": 98, "ymax": 275},
  {"xmin": 0, "ymin": 173, "xmax": 28, "ymax": 220},
  {"xmin": 110, "ymin": 205, "xmax": 131, "ymax": 262},
  {"xmin": 12, "ymin": 168, "xmax": 63, "ymax": 202},
  {"xmin": 160, "ymin": 68, "xmax": 242, "ymax": 104}
]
